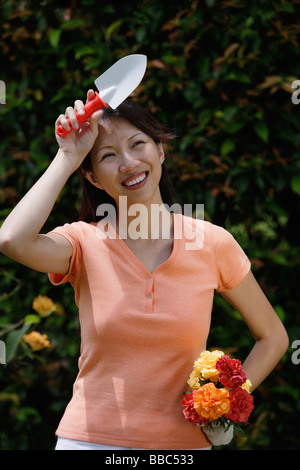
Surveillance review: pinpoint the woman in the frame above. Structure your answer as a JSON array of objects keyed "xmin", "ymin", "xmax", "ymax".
[{"xmin": 0, "ymin": 90, "xmax": 288, "ymax": 450}]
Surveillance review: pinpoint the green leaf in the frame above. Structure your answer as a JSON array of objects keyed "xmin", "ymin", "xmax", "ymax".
[
  {"xmin": 220, "ymin": 138, "xmax": 235, "ymax": 155},
  {"xmin": 105, "ymin": 19, "xmax": 124, "ymax": 41},
  {"xmin": 225, "ymin": 120, "xmax": 245, "ymax": 134},
  {"xmin": 226, "ymin": 72, "xmax": 251, "ymax": 84},
  {"xmin": 254, "ymin": 121, "xmax": 269, "ymax": 142},
  {"xmin": 48, "ymin": 29, "xmax": 62, "ymax": 49},
  {"xmin": 280, "ymin": 2, "xmax": 294, "ymax": 13},
  {"xmin": 15, "ymin": 406, "xmax": 42, "ymax": 424},
  {"xmin": 24, "ymin": 314, "xmax": 41, "ymax": 325},
  {"xmin": 291, "ymin": 174, "xmax": 300, "ymax": 195},
  {"xmin": 61, "ymin": 19, "xmax": 86, "ymax": 30},
  {"xmin": 274, "ymin": 305, "xmax": 286, "ymax": 322},
  {"xmin": 233, "ymin": 422, "xmax": 247, "ymax": 437},
  {"xmin": 75, "ymin": 45, "xmax": 97, "ymax": 59},
  {"xmin": 5, "ymin": 322, "xmax": 31, "ymax": 363}
]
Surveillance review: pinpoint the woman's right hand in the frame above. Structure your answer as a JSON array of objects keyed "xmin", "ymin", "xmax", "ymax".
[
  {"xmin": 0, "ymin": 89, "xmax": 104, "ymax": 274},
  {"xmin": 55, "ymin": 89, "xmax": 104, "ymax": 168}
]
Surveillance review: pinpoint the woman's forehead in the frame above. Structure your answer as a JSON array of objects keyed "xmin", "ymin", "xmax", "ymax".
[{"xmin": 98, "ymin": 117, "xmax": 140, "ymax": 136}]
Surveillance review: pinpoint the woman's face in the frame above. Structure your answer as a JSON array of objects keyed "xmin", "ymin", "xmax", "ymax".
[{"xmin": 86, "ymin": 118, "xmax": 165, "ymax": 209}]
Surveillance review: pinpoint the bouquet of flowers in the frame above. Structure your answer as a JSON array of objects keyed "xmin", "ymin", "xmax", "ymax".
[{"xmin": 182, "ymin": 350, "xmax": 254, "ymax": 445}]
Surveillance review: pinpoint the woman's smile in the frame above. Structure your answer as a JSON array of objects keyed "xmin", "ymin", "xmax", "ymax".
[{"xmin": 121, "ymin": 170, "xmax": 149, "ymax": 189}]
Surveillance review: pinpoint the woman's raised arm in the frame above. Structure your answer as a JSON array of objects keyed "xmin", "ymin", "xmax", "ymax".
[{"xmin": 0, "ymin": 90, "xmax": 103, "ymax": 274}]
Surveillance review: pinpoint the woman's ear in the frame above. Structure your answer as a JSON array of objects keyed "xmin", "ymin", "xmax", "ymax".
[
  {"xmin": 80, "ymin": 168, "xmax": 103, "ymax": 189},
  {"xmin": 157, "ymin": 142, "xmax": 165, "ymax": 164}
]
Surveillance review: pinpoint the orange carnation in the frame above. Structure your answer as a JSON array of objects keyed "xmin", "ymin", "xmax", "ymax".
[{"xmin": 193, "ymin": 382, "xmax": 231, "ymax": 420}]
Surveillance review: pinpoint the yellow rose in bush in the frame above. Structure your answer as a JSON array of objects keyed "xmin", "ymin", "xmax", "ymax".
[
  {"xmin": 23, "ymin": 331, "xmax": 50, "ymax": 351},
  {"xmin": 32, "ymin": 295, "xmax": 56, "ymax": 317}
]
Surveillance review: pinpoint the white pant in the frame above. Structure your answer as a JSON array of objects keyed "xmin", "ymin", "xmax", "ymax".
[{"xmin": 55, "ymin": 436, "xmax": 211, "ymax": 450}]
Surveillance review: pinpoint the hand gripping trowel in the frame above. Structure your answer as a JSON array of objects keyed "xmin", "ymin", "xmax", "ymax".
[{"xmin": 56, "ymin": 54, "xmax": 147, "ymax": 137}]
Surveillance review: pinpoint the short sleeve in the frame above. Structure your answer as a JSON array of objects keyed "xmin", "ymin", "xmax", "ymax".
[
  {"xmin": 48, "ymin": 223, "xmax": 82, "ymax": 286},
  {"xmin": 211, "ymin": 224, "xmax": 251, "ymax": 292}
]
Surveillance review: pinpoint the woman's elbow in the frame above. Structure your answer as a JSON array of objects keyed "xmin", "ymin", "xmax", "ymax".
[
  {"xmin": 267, "ymin": 322, "xmax": 289, "ymax": 359},
  {"xmin": 278, "ymin": 325, "xmax": 289, "ymax": 356},
  {"xmin": 0, "ymin": 230, "xmax": 13, "ymax": 255},
  {"xmin": 0, "ymin": 229, "xmax": 23, "ymax": 259}
]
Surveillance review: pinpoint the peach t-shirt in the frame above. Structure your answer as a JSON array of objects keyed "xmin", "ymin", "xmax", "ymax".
[{"xmin": 48, "ymin": 213, "xmax": 251, "ymax": 449}]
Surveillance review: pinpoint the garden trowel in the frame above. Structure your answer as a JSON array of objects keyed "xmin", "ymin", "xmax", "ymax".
[{"xmin": 56, "ymin": 54, "xmax": 147, "ymax": 137}]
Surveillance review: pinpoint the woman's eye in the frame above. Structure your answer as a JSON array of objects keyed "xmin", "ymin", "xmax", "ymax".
[
  {"xmin": 132, "ymin": 140, "xmax": 145, "ymax": 148},
  {"xmin": 102, "ymin": 152, "xmax": 115, "ymax": 160}
]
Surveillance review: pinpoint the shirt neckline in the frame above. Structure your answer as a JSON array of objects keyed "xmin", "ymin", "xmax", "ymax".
[{"xmin": 108, "ymin": 211, "xmax": 180, "ymax": 277}]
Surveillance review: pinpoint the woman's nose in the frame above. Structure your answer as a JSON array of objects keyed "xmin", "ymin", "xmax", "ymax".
[{"xmin": 119, "ymin": 152, "xmax": 141, "ymax": 173}]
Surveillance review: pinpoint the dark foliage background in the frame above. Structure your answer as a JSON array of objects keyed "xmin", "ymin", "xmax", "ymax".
[{"xmin": 0, "ymin": 0, "xmax": 299, "ymax": 450}]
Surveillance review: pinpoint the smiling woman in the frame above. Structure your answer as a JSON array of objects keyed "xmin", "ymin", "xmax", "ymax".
[
  {"xmin": 78, "ymin": 98, "xmax": 179, "ymax": 223},
  {"xmin": 0, "ymin": 90, "xmax": 288, "ymax": 451}
]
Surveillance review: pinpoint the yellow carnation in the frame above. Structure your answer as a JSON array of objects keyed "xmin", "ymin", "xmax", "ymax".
[
  {"xmin": 32, "ymin": 295, "xmax": 56, "ymax": 317},
  {"xmin": 187, "ymin": 370, "xmax": 201, "ymax": 389},
  {"xmin": 241, "ymin": 378, "xmax": 252, "ymax": 393},
  {"xmin": 193, "ymin": 350, "xmax": 224, "ymax": 383},
  {"xmin": 23, "ymin": 331, "xmax": 50, "ymax": 351}
]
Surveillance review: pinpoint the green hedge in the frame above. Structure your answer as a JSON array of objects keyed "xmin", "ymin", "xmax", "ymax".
[{"xmin": 0, "ymin": 0, "xmax": 299, "ymax": 450}]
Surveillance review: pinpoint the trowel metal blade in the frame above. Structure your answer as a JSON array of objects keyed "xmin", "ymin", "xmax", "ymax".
[{"xmin": 94, "ymin": 54, "xmax": 147, "ymax": 109}]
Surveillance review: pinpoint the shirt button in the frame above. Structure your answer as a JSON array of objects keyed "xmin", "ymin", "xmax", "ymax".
[
  {"xmin": 148, "ymin": 277, "xmax": 152, "ymax": 282},
  {"xmin": 148, "ymin": 293, "xmax": 152, "ymax": 299}
]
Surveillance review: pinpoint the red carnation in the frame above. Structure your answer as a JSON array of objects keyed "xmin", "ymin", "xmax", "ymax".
[
  {"xmin": 216, "ymin": 355, "xmax": 246, "ymax": 389},
  {"xmin": 182, "ymin": 391, "xmax": 209, "ymax": 425},
  {"xmin": 225, "ymin": 387, "xmax": 254, "ymax": 423}
]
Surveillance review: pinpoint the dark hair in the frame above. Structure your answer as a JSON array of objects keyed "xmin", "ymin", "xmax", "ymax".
[{"xmin": 78, "ymin": 99, "xmax": 180, "ymax": 223}]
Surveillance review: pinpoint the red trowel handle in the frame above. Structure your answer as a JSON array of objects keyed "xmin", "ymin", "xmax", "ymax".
[{"xmin": 56, "ymin": 92, "xmax": 108, "ymax": 137}]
